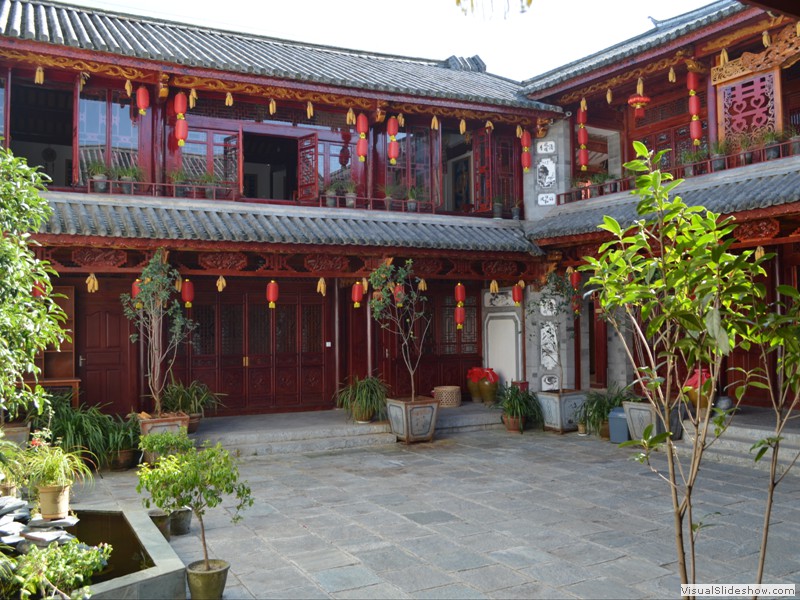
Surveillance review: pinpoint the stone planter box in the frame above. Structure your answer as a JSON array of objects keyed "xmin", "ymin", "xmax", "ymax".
[
  {"xmin": 538, "ymin": 390, "xmax": 586, "ymax": 433},
  {"xmin": 386, "ymin": 397, "xmax": 439, "ymax": 443},
  {"xmin": 622, "ymin": 401, "xmax": 683, "ymax": 440}
]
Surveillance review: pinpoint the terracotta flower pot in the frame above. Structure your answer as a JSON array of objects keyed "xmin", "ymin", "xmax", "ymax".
[{"xmin": 37, "ymin": 484, "xmax": 70, "ymax": 519}]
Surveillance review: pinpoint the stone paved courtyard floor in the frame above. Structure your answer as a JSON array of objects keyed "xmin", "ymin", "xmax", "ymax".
[{"xmin": 77, "ymin": 427, "xmax": 800, "ymax": 599}]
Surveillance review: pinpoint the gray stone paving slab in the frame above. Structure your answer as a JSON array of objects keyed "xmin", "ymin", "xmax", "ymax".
[
  {"xmin": 488, "ymin": 581, "xmax": 573, "ymax": 599},
  {"xmin": 454, "ymin": 564, "xmax": 533, "ymax": 593},
  {"xmin": 403, "ymin": 510, "xmax": 459, "ymax": 525},
  {"xmin": 565, "ymin": 576, "xmax": 645, "ymax": 599},
  {"xmin": 488, "ymin": 545, "xmax": 558, "ymax": 568},
  {"xmin": 379, "ymin": 564, "xmax": 456, "ymax": 593},
  {"xmin": 288, "ymin": 548, "xmax": 359, "ymax": 572},
  {"xmin": 426, "ymin": 549, "xmax": 496, "ymax": 572},
  {"xmin": 353, "ymin": 546, "xmax": 424, "ymax": 572},
  {"xmin": 237, "ymin": 565, "xmax": 315, "ymax": 593},
  {"xmin": 313, "ymin": 565, "xmax": 383, "ymax": 593},
  {"xmin": 333, "ymin": 582, "xmax": 411, "ymax": 599},
  {"xmin": 411, "ymin": 583, "xmax": 486, "ymax": 598},
  {"xmin": 256, "ymin": 585, "xmax": 330, "ymax": 599}
]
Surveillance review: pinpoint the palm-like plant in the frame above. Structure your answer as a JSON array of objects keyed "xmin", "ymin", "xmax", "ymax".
[{"xmin": 335, "ymin": 376, "xmax": 388, "ymax": 422}]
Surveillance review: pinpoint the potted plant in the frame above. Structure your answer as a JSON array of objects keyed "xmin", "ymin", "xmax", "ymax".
[
  {"xmin": 495, "ymin": 383, "xmax": 542, "ymax": 433},
  {"xmin": 198, "ymin": 172, "xmax": 222, "ymax": 199},
  {"xmin": 760, "ymin": 129, "xmax": 783, "ymax": 160},
  {"xmin": 680, "ymin": 148, "xmax": 707, "ymax": 177},
  {"xmin": 324, "ymin": 184, "xmax": 339, "ymax": 207},
  {"xmin": 710, "ymin": 139, "xmax": 729, "ymax": 172},
  {"xmin": 789, "ymin": 126, "xmax": 800, "ymax": 156},
  {"xmin": 24, "ymin": 429, "xmax": 93, "ymax": 519},
  {"xmin": 86, "ymin": 160, "xmax": 109, "ymax": 193},
  {"xmin": 107, "ymin": 413, "xmax": 141, "ymax": 470},
  {"xmin": 0, "ymin": 431, "xmax": 23, "ymax": 496},
  {"xmin": 369, "ymin": 259, "xmax": 438, "ymax": 443},
  {"xmin": 511, "ymin": 198, "xmax": 523, "ymax": 220},
  {"xmin": 161, "ymin": 377, "xmax": 225, "ymax": 433},
  {"xmin": 406, "ymin": 186, "xmax": 418, "ymax": 213},
  {"xmin": 112, "ymin": 164, "xmax": 143, "ymax": 194},
  {"xmin": 168, "ymin": 168, "xmax": 190, "ymax": 197},
  {"xmin": 492, "ymin": 197, "xmax": 505, "ymax": 219},
  {"xmin": 735, "ymin": 132, "xmax": 754, "ymax": 165},
  {"xmin": 136, "ymin": 440, "xmax": 254, "ymax": 599},
  {"xmin": 341, "ymin": 179, "xmax": 358, "ymax": 207},
  {"xmin": 335, "ymin": 375, "xmax": 388, "ymax": 423},
  {"xmin": 120, "ymin": 248, "xmax": 196, "ymax": 435},
  {"xmin": 527, "ymin": 271, "xmax": 586, "ymax": 432}
]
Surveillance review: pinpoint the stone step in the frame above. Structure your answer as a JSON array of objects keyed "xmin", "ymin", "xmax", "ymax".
[{"xmin": 193, "ymin": 402, "xmax": 502, "ymax": 456}]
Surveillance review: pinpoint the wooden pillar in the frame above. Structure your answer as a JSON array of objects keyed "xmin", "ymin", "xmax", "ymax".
[
  {"xmin": 334, "ymin": 279, "xmax": 341, "ymax": 390},
  {"xmin": 707, "ymin": 72, "xmax": 718, "ymax": 144}
]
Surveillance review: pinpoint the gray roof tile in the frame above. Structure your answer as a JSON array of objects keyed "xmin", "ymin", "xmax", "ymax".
[
  {"xmin": 521, "ymin": 0, "xmax": 745, "ymax": 96},
  {"xmin": 42, "ymin": 192, "xmax": 543, "ymax": 256},
  {"xmin": 526, "ymin": 157, "xmax": 800, "ymax": 240},
  {"xmin": 2, "ymin": 0, "xmax": 560, "ymax": 113}
]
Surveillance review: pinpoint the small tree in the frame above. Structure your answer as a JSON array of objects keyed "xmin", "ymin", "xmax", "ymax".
[
  {"xmin": 120, "ymin": 249, "xmax": 195, "ymax": 415},
  {"xmin": 368, "ymin": 260, "xmax": 431, "ymax": 401},
  {"xmin": 584, "ymin": 142, "xmax": 766, "ymax": 587},
  {"xmin": 0, "ymin": 146, "xmax": 67, "ymax": 422}
]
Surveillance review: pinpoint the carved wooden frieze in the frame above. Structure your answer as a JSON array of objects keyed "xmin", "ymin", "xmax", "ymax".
[
  {"xmin": 0, "ymin": 49, "xmax": 148, "ymax": 81},
  {"xmin": 411, "ymin": 258, "xmax": 444, "ymax": 277},
  {"xmin": 72, "ymin": 248, "xmax": 127, "ymax": 268},
  {"xmin": 255, "ymin": 254, "xmax": 292, "ymax": 272},
  {"xmin": 711, "ymin": 24, "xmax": 800, "ymax": 85},
  {"xmin": 734, "ymin": 218, "xmax": 780, "ymax": 241},
  {"xmin": 447, "ymin": 260, "xmax": 475, "ymax": 276},
  {"xmin": 198, "ymin": 252, "xmax": 248, "ymax": 271},
  {"xmin": 304, "ymin": 254, "xmax": 348, "ymax": 272},
  {"xmin": 482, "ymin": 260, "xmax": 518, "ymax": 279}
]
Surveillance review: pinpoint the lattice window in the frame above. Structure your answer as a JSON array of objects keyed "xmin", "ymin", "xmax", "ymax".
[{"xmin": 722, "ymin": 72, "xmax": 776, "ymax": 139}]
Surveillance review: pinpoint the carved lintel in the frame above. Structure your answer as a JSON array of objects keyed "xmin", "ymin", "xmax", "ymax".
[
  {"xmin": 255, "ymin": 254, "xmax": 292, "ymax": 272},
  {"xmin": 446, "ymin": 260, "xmax": 475, "ymax": 277},
  {"xmin": 198, "ymin": 252, "xmax": 248, "ymax": 271},
  {"xmin": 410, "ymin": 258, "xmax": 444, "ymax": 278},
  {"xmin": 482, "ymin": 260, "xmax": 518, "ymax": 279},
  {"xmin": 71, "ymin": 247, "xmax": 127, "ymax": 268},
  {"xmin": 304, "ymin": 254, "xmax": 349, "ymax": 273},
  {"xmin": 733, "ymin": 218, "xmax": 780, "ymax": 241},
  {"xmin": 711, "ymin": 23, "xmax": 800, "ymax": 85}
]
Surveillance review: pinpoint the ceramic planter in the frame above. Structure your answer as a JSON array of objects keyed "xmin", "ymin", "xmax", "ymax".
[
  {"xmin": 37, "ymin": 484, "xmax": 70, "ymax": 519},
  {"xmin": 139, "ymin": 412, "xmax": 190, "ymax": 437},
  {"xmin": 502, "ymin": 414, "xmax": 525, "ymax": 434},
  {"xmin": 187, "ymin": 413, "xmax": 202, "ymax": 434},
  {"xmin": 466, "ymin": 379, "xmax": 482, "ymax": 403},
  {"xmin": 478, "ymin": 379, "xmax": 498, "ymax": 404},
  {"xmin": 110, "ymin": 448, "xmax": 139, "ymax": 471},
  {"xmin": 537, "ymin": 390, "xmax": 587, "ymax": 433},
  {"xmin": 187, "ymin": 559, "xmax": 230, "ymax": 600},
  {"xmin": 386, "ymin": 397, "xmax": 439, "ymax": 443},
  {"xmin": 148, "ymin": 508, "xmax": 171, "ymax": 541},
  {"xmin": 170, "ymin": 506, "xmax": 192, "ymax": 536}
]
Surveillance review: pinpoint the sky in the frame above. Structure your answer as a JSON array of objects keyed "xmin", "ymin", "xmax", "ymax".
[{"xmin": 63, "ymin": 0, "xmax": 716, "ymax": 82}]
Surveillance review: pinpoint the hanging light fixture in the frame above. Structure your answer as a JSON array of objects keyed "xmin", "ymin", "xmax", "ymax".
[
  {"xmin": 577, "ymin": 98, "xmax": 589, "ymax": 172},
  {"xmin": 136, "ymin": 86, "xmax": 150, "ymax": 115},
  {"xmin": 356, "ymin": 113, "xmax": 369, "ymax": 162},
  {"xmin": 512, "ymin": 281, "xmax": 524, "ymax": 306},
  {"xmin": 520, "ymin": 129, "xmax": 532, "ymax": 173},
  {"xmin": 627, "ymin": 78, "xmax": 651, "ymax": 120},
  {"xmin": 180, "ymin": 278, "xmax": 195, "ymax": 308},
  {"xmin": 454, "ymin": 304, "xmax": 466, "ymax": 330},
  {"xmin": 175, "ymin": 119, "xmax": 188, "ymax": 147},
  {"xmin": 687, "ymin": 70, "xmax": 703, "ymax": 146},
  {"xmin": 351, "ymin": 281, "xmax": 364, "ymax": 308},
  {"xmin": 174, "ymin": 92, "xmax": 188, "ymax": 120},
  {"xmin": 387, "ymin": 116, "xmax": 400, "ymax": 165},
  {"xmin": 266, "ymin": 280, "xmax": 279, "ymax": 309},
  {"xmin": 393, "ymin": 283, "xmax": 405, "ymax": 307}
]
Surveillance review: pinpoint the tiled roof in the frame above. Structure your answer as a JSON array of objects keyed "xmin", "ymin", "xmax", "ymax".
[
  {"xmin": 521, "ymin": 0, "xmax": 746, "ymax": 96},
  {"xmin": 0, "ymin": 0, "xmax": 559, "ymax": 113},
  {"xmin": 42, "ymin": 193, "xmax": 543, "ymax": 256},
  {"xmin": 525, "ymin": 157, "xmax": 800, "ymax": 240}
]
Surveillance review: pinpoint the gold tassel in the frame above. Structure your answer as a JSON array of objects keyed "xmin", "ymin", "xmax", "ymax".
[
  {"xmin": 316, "ymin": 277, "xmax": 326, "ymax": 296},
  {"xmin": 307, "ymin": 101, "xmax": 314, "ymax": 119},
  {"xmin": 375, "ymin": 107, "xmax": 385, "ymax": 123},
  {"xmin": 189, "ymin": 88, "xmax": 197, "ymax": 109},
  {"xmin": 796, "ymin": 22, "xmax": 800, "ymax": 37},
  {"xmin": 485, "ymin": 120, "xmax": 494, "ymax": 131},
  {"xmin": 720, "ymin": 48, "xmax": 729, "ymax": 65},
  {"xmin": 668, "ymin": 67, "xmax": 676, "ymax": 83},
  {"xmin": 580, "ymin": 97, "xmax": 587, "ymax": 111},
  {"xmin": 565, "ymin": 266, "xmax": 574, "ymax": 275},
  {"xmin": 384, "ymin": 257, "xmax": 394, "ymax": 266},
  {"xmin": 346, "ymin": 108, "xmax": 355, "ymax": 125},
  {"xmin": 431, "ymin": 115, "xmax": 439, "ymax": 130},
  {"xmin": 125, "ymin": 79, "xmax": 133, "ymax": 97},
  {"xmin": 269, "ymin": 98, "xmax": 276, "ymax": 115},
  {"xmin": 85, "ymin": 273, "xmax": 99, "ymax": 293},
  {"xmin": 216, "ymin": 276, "xmax": 227, "ymax": 292},
  {"xmin": 461, "ymin": 119, "xmax": 468, "ymax": 136},
  {"xmin": 34, "ymin": 66, "xmax": 44, "ymax": 85},
  {"xmin": 606, "ymin": 88, "xmax": 613, "ymax": 104},
  {"xmin": 516, "ymin": 125, "xmax": 523, "ymax": 138},
  {"xmin": 490, "ymin": 280, "xmax": 499, "ymax": 294},
  {"xmin": 362, "ymin": 277, "xmax": 368, "ymax": 293},
  {"xmin": 517, "ymin": 279, "xmax": 525, "ymax": 288},
  {"xmin": 636, "ymin": 77, "xmax": 644, "ymax": 96},
  {"xmin": 755, "ymin": 246, "xmax": 765, "ymax": 260},
  {"xmin": 175, "ymin": 278, "xmax": 182, "ymax": 292},
  {"xmin": 225, "ymin": 92, "xmax": 233, "ymax": 107},
  {"xmin": 397, "ymin": 113, "xmax": 404, "ymax": 127},
  {"xmin": 762, "ymin": 30, "xmax": 771, "ymax": 48},
  {"xmin": 418, "ymin": 278, "xmax": 427, "ymax": 291}
]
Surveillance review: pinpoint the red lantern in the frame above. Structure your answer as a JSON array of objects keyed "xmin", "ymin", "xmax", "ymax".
[
  {"xmin": 175, "ymin": 119, "xmax": 188, "ymax": 147},
  {"xmin": 627, "ymin": 94, "xmax": 651, "ymax": 119},
  {"xmin": 688, "ymin": 95, "xmax": 701, "ymax": 116},
  {"xmin": 570, "ymin": 270, "xmax": 582, "ymax": 289},
  {"xmin": 357, "ymin": 137, "xmax": 368, "ymax": 163},
  {"xmin": 136, "ymin": 85, "xmax": 150, "ymax": 115},
  {"xmin": 577, "ymin": 127, "xmax": 589, "ymax": 146},
  {"xmin": 454, "ymin": 305, "xmax": 466, "ymax": 330},
  {"xmin": 351, "ymin": 281, "xmax": 364, "ymax": 308},
  {"xmin": 578, "ymin": 147, "xmax": 589, "ymax": 169},
  {"xmin": 521, "ymin": 151, "xmax": 532, "ymax": 172},
  {"xmin": 356, "ymin": 113, "xmax": 368, "ymax": 138},
  {"xmin": 266, "ymin": 280, "xmax": 279, "ymax": 309},
  {"xmin": 690, "ymin": 118, "xmax": 703, "ymax": 143},
  {"xmin": 174, "ymin": 92, "xmax": 187, "ymax": 120},
  {"xmin": 520, "ymin": 130, "xmax": 532, "ymax": 150},
  {"xmin": 454, "ymin": 282, "xmax": 466, "ymax": 306},
  {"xmin": 576, "ymin": 108, "xmax": 587, "ymax": 125},
  {"xmin": 131, "ymin": 278, "xmax": 141, "ymax": 298},
  {"xmin": 393, "ymin": 283, "xmax": 405, "ymax": 307},
  {"xmin": 181, "ymin": 278, "xmax": 195, "ymax": 308},
  {"xmin": 388, "ymin": 140, "xmax": 400, "ymax": 165},
  {"xmin": 32, "ymin": 281, "xmax": 46, "ymax": 298},
  {"xmin": 686, "ymin": 71, "xmax": 700, "ymax": 91},
  {"xmin": 512, "ymin": 284, "xmax": 523, "ymax": 306},
  {"xmin": 387, "ymin": 116, "xmax": 399, "ymax": 140}
]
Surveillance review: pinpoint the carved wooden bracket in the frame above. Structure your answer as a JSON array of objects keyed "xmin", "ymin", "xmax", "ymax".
[{"xmin": 733, "ymin": 218, "xmax": 780, "ymax": 241}]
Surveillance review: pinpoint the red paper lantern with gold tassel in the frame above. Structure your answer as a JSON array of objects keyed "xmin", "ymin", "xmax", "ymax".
[
  {"xmin": 356, "ymin": 113, "xmax": 369, "ymax": 162},
  {"xmin": 512, "ymin": 283, "xmax": 523, "ymax": 306},
  {"xmin": 387, "ymin": 116, "xmax": 399, "ymax": 140},
  {"xmin": 32, "ymin": 281, "xmax": 46, "ymax": 298},
  {"xmin": 687, "ymin": 70, "xmax": 702, "ymax": 147},
  {"xmin": 393, "ymin": 283, "xmax": 405, "ymax": 307},
  {"xmin": 181, "ymin": 278, "xmax": 195, "ymax": 308},
  {"xmin": 175, "ymin": 119, "xmax": 188, "ymax": 147},
  {"xmin": 521, "ymin": 152, "xmax": 532, "ymax": 172},
  {"xmin": 351, "ymin": 281, "xmax": 364, "ymax": 308},
  {"xmin": 388, "ymin": 140, "xmax": 400, "ymax": 165},
  {"xmin": 266, "ymin": 280, "xmax": 279, "ymax": 309},
  {"xmin": 131, "ymin": 279, "xmax": 141, "ymax": 299},
  {"xmin": 174, "ymin": 92, "xmax": 187, "ymax": 120},
  {"xmin": 356, "ymin": 138, "xmax": 368, "ymax": 163},
  {"xmin": 454, "ymin": 305, "xmax": 466, "ymax": 330},
  {"xmin": 520, "ymin": 129, "xmax": 532, "ymax": 172},
  {"xmin": 454, "ymin": 282, "xmax": 466, "ymax": 306},
  {"xmin": 136, "ymin": 86, "xmax": 150, "ymax": 115},
  {"xmin": 577, "ymin": 98, "xmax": 588, "ymax": 171},
  {"xmin": 627, "ymin": 78, "xmax": 650, "ymax": 120}
]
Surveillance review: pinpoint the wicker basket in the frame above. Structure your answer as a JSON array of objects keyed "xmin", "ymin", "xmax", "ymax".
[{"xmin": 433, "ymin": 386, "xmax": 462, "ymax": 408}]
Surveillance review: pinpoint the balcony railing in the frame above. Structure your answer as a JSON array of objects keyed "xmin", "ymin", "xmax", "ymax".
[{"xmin": 558, "ymin": 138, "xmax": 800, "ymax": 205}]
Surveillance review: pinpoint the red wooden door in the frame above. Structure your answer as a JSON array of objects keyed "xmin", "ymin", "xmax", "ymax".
[
  {"xmin": 472, "ymin": 128, "xmax": 492, "ymax": 211},
  {"xmin": 296, "ymin": 132, "xmax": 318, "ymax": 203},
  {"xmin": 76, "ymin": 282, "xmax": 137, "ymax": 415}
]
